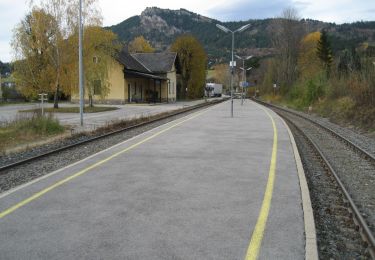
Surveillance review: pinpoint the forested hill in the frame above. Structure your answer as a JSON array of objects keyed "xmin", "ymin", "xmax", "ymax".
[{"xmin": 107, "ymin": 7, "xmax": 375, "ymax": 63}]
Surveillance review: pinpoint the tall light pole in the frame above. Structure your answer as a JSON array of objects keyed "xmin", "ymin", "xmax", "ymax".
[
  {"xmin": 240, "ymin": 66, "xmax": 252, "ymax": 103},
  {"xmin": 216, "ymin": 23, "xmax": 250, "ymax": 117},
  {"xmin": 79, "ymin": 0, "xmax": 84, "ymax": 126},
  {"xmin": 235, "ymin": 55, "xmax": 252, "ymax": 105}
]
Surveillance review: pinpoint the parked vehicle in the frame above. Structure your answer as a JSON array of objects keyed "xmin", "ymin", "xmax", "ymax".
[{"xmin": 205, "ymin": 83, "xmax": 222, "ymax": 97}]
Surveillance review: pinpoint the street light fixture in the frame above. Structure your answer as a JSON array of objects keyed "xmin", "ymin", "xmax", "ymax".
[
  {"xmin": 235, "ymin": 55, "xmax": 253, "ymax": 105},
  {"xmin": 216, "ymin": 23, "xmax": 250, "ymax": 117}
]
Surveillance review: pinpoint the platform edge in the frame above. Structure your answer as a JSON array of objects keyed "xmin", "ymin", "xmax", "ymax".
[{"xmin": 280, "ymin": 116, "xmax": 319, "ymax": 260}]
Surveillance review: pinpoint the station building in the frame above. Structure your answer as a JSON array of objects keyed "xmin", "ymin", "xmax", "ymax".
[{"xmin": 72, "ymin": 50, "xmax": 179, "ymax": 104}]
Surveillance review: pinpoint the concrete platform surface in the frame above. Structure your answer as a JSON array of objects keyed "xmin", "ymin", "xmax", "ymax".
[{"xmin": 0, "ymin": 99, "xmax": 305, "ymax": 259}]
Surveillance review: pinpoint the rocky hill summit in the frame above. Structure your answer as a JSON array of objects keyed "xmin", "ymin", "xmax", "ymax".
[{"xmin": 107, "ymin": 7, "xmax": 375, "ymax": 63}]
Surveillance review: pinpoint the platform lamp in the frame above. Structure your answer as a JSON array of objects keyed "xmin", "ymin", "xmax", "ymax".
[
  {"xmin": 235, "ymin": 55, "xmax": 253, "ymax": 105},
  {"xmin": 216, "ymin": 23, "xmax": 251, "ymax": 117},
  {"xmin": 240, "ymin": 66, "xmax": 252, "ymax": 103}
]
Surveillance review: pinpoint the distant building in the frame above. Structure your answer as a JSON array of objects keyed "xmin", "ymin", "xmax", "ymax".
[{"xmin": 71, "ymin": 50, "xmax": 179, "ymax": 104}]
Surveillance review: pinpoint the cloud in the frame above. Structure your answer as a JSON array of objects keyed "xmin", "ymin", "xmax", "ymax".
[
  {"xmin": 0, "ymin": 0, "xmax": 28, "ymax": 62},
  {"xmin": 206, "ymin": 0, "xmax": 294, "ymax": 21}
]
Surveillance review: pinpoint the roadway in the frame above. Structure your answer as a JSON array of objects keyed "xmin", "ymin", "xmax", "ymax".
[
  {"xmin": 0, "ymin": 99, "xmax": 309, "ymax": 259},
  {"xmin": 0, "ymin": 99, "xmax": 212, "ymax": 131}
]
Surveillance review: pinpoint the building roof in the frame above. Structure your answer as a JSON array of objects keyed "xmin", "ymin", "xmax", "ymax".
[
  {"xmin": 124, "ymin": 70, "xmax": 167, "ymax": 80},
  {"xmin": 131, "ymin": 52, "xmax": 177, "ymax": 73},
  {"xmin": 116, "ymin": 50, "xmax": 150, "ymax": 73}
]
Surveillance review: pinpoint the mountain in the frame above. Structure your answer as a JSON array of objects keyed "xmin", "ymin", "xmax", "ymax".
[{"xmin": 107, "ymin": 7, "xmax": 375, "ymax": 63}]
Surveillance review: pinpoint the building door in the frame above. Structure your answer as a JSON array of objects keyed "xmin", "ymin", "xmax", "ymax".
[{"xmin": 127, "ymin": 83, "xmax": 131, "ymax": 102}]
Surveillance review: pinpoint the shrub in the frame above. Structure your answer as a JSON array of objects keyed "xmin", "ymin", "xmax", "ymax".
[
  {"xmin": 0, "ymin": 113, "xmax": 65, "ymax": 152},
  {"xmin": 304, "ymin": 79, "xmax": 324, "ymax": 105}
]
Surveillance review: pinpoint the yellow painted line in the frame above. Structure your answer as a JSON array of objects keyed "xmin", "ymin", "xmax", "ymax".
[
  {"xmin": 0, "ymin": 110, "xmax": 207, "ymax": 220},
  {"xmin": 245, "ymin": 104, "xmax": 278, "ymax": 260}
]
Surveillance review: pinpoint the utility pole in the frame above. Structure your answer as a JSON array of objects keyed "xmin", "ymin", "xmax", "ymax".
[{"xmin": 79, "ymin": 0, "xmax": 84, "ymax": 126}]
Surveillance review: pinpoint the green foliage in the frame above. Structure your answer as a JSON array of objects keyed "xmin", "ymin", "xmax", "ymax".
[
  {"xmin": 0, "ymin": 61, "xmax": 11, "ymax": 75},
  {"xmin": 304, "ymin": 79, "xmax": 324, "ymax": 105},
  {"xmin": 337, "ymin": 48, "xmax": 361, "ymax": 76},
  {"xmin": 317, "ymin": 30, "xmax": 334, "ymax": 75},
  {"xmin": 171, "ymin": 35, "xmax": 207, "ymax": 99}
]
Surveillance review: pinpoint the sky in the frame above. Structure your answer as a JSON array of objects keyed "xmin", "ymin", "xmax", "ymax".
[{"xmin": 1, "ymin": 0, "xmax": 374, "ymax": 62}]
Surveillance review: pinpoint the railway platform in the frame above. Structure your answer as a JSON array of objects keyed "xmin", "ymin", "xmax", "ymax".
[{"xmin": 0, "ymin": 99, "xmax": 317, "ymax": 259}]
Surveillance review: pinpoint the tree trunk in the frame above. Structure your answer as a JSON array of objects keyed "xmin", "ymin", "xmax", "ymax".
[
  {"xmin": 53, "ymin": 83, "xmax": 59, "ymax": 109},
  {"xmin": 89, "ymin": 94, "xmax": 93, "ymax": 107}
]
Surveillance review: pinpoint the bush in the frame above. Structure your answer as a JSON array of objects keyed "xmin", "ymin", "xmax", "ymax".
[
  {"xmin": 304, "ymin": 79, "xmax": 324, "ymax": 105},
  {"xmin": 0, "ymin": 113, "xmax": 65, "ymax": 152},
  {"xmin": 331, "ymin": 97, "xmax": 356, "ymax": 120}
]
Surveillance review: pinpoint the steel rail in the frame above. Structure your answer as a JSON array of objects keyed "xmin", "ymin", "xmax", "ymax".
[
  {"xmin": 252, "ymin": 98, "xmax": 375, "ymax": 162},
  {"xmin": 274, "ymin": 106, "xmax": 375, "ymax": 259},
  {"xmin": 0, "ymin": 99, "xmax": 225, "ymax": 172}
]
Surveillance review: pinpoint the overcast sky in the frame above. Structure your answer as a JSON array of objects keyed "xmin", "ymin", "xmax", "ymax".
[{"xmin": 1, "ymin": 0, "xmax": 374, "ymax": 62}]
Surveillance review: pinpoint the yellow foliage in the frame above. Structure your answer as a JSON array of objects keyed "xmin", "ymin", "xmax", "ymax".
[
  {"xmin": 212, "ymin": 63, "xmax": 230, "ymax": 88},
  {"xmin": 298, "ymin": 31, "xmax": 322, "ymax": 79},
  {"xmin": 171, "ymin": 35, "xmax": 207, "ymax": 99},
  {"xmin": 128, "ymin": 36, "xmax": 155, "ymax": 53}
]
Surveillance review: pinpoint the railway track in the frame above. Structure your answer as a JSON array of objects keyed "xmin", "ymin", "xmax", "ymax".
[
  {"xmin": 253, "ymin": 98, "xmax": 375, "ymax": 258},
  {"xmin": 0, "ymin": 99, "xmax": 224, "ymax": 192}
]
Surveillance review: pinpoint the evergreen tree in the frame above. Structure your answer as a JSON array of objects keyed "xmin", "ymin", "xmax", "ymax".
[{"xmin": 317, "ymin": 30, "xmax": 333, "ymax": 76}]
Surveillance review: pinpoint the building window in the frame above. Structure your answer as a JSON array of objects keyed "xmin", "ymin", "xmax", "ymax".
[{"xmin": 94, "ymin": 80, "xmax": 101, "ymax": 95}]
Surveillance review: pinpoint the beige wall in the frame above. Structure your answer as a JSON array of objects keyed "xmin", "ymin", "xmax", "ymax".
[
  {"xmin": 71, "ymin": 60, "xmax": 178, "ymax": 104},
  {"xmin": 105, "ymin": 60, "xmax": 125, "ymax": 102},
  {"xmin": 71, "ymin": 60, "xmax": 125, "ymax": 104},
  {"xmin": 167, "ymin": 64, "xmax": 177, "ymax": 102}
]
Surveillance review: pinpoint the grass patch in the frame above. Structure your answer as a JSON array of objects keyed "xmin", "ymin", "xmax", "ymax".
[
  {"xmin": 20, "ymin": 106, "xmax": 119, "ymax": 113},
  {"xmin": 0, "ymin": 113, "xmax": 65, "ymax": 153}
]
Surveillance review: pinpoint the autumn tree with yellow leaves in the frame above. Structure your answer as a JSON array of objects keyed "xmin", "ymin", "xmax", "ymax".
[
  {"xmin": 12, "ymin": 8, "xmax": 58, "ymax": 99},
  {"xmin": 67, "ymin": 26, "xmax": 118, "ymax": 107},
  {"xmin": 171, "ymin": 35, "xmax": 207, "ymax": 99},
  {"xmin": 298, "ymin": 32, "xmax": 322, "ymax": 79},
  {"xmin": 128, "ymin": 36, "xmax": 155, "ymax": 53},
  {"xmin": 12, "ymin": 0, "xmax": 115, "ymax": 107}
]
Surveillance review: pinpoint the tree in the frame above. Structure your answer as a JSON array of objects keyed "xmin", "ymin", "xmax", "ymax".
[
  {"xmin": 67, "ymin": 26, "xmax": 118, "ymax": 107},
  {"xmin": 171, "ymin": 35, "xmax": 207, "ymax": 99},
  {"xmin": 212, "ymin": 63, "xmax": 230, "ymax": 90},
  {"xmin": 317, "ymin": 30, "xmax": 333, "ymax": 76},
  {"xmin": 298, "ymin": 32, "xmax": 322, "ymax": 79},
  {"xmin": 128, "ymin": 36, "xmax": 155, "ymax": 53},
  {"xmin": 12, "ymin": 8, "xmax": 57, "ymax": 98},
  {"xmin": 271, "ymin": 8, "xmax": 305, "ymax": 90},
  {"xmin": 13, "ymin": 0, "xmax": 103, "ymax": 107}
]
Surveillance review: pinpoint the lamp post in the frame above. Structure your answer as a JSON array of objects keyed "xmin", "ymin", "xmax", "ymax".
[
  {"xmin": 79, "ymin": 0, "xmax": 84, "ymax": 126},
  {"xmin": 235, "ymin": 55, "xmax": 253, "ymax": 105},
  {"xmin": 216, "ymin": 23, "xmax": 250, "ymax": 117},
  {"xmin": 240, "ymin": 66, "xmax": 252, "ymax": 103}
]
